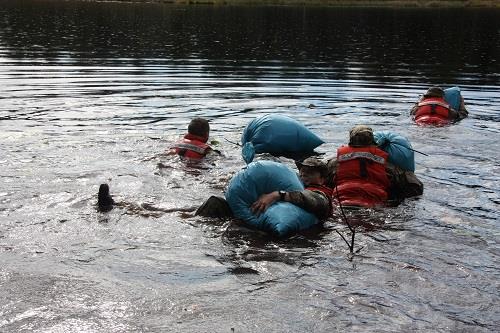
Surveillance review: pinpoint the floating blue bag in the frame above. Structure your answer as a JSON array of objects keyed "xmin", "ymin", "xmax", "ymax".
[
  {"xmin": 241, "ymin": 114, "xmax": 324, "ymax": 164},
  {"xmin": 374, "ymin": 131, "xmax": 415, "ymax": 172},
  {"xmin": 444, "ymin": 86, "xmax": 462, "ymax": 110},
  {"xmin": 225, "ymin": 161, "xmax": 318, "ymax": 237}
]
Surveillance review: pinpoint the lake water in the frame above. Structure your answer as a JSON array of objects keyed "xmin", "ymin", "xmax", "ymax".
[{"xmin": 0, "ymin": 1, "xmax": 499, "ymax": 332}]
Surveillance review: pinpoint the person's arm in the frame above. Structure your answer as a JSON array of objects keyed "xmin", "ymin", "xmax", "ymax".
[
  {"xmin": 456, "ymin": 97, "xmax": 469, "ymax": 121},
  {"xmin": 448, "ymin": 107, "xmax": 461, "ymax": 121},
  {"xmin": 251, "ymin": 190, "xmax": 330, "ymax": 220},
  {"xmin": 386, "ymin": 163, "xmax": 423, "ymax": 202},
  {"xmin": 410, "ymin": 103, "xmax": 419, "ymax": 116},
  {"xmin": 205, "ymin": 147, "xmax": 222, "ymax": 156},
  {"xmin": 287, "ymin": 190, "xmax": 331, "ymax": 219},
  {"xmin": 326, "ymin": 158, "xmax": 338, "ymax": 188}
]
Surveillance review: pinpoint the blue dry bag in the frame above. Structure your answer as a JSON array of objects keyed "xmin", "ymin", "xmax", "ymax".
[
  {"xmin": 374, "ymin": 131, "xmax": 415, "ymax": 172},
  {"xmin": 444, "ymin": 86, "xmax": 462, "ymax": 111},
  {"xmin": 241, "ymin": 114, "xmax": 324, "ymax": 164},
  {"xmin": 225, "ymin": 161, "xmax": 319, "ymax": 237}
]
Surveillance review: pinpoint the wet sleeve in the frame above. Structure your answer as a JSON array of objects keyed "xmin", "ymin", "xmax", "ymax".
[
  {"xmin": 410, "ymin": 103, "xmax": 419, "ymax": 116},
  {"xmin": 401, "ymin": 171, "xmax": 424, "ymax": 198},
  {"xmin": 456, "ymin": 100, "xmax": 469, "ymax": 121},
  {"xmin": 448, "ymin": 108, "xmax": 461, "ymax": 121},
  {"xmin": 206, "ymin": 147, "xmax": 222, "ymax": 156},
  {"xmin": 326, "ymin": 158, "xmax": 338, "ymax": 188},
  {"xmin": 386, "ymin": 164, "xmax": 423, "ymax": 201},
  {"xmin": 287, "ymin": 190, "xmax": 330, "ymax": 220}
]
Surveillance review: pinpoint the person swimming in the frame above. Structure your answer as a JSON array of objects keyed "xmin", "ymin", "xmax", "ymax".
[
  {"xmin": 169, "ymin": 117, "xmax": 220, "ymax": 159},
  {"xmin": 326, "ymin": 125, "xmax": 423, "ymax": 207},
  {"xmin": 411, "ymin": 86, "xmax": 468, "ymax": 126}
]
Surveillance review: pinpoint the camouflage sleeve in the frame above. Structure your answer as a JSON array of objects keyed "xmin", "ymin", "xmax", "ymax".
[
  {"xmin": 456, "ymin": 98, "xmax": 469, "ymax": 121},
  {"xmin": 448, "ymin": 108, "xmax": 461, "ymax": 121},
  {"xmin": 287, "ymin": 190, "xmax": 331, "ymax": 220},
  {"xmin": 326, "ymin": 157, "xmax": 338, "ymax": 188},
  {"xmin": 410, "ymin": 103, "xmax": 419, "ymax": 116},
  {"xmin": 386, "ymin": 163, "xmax": 424, "ymax": 202}
]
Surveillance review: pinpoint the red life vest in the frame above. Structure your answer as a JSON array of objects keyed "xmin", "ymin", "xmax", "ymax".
[
  {"xmin": 306, "ymin": 184, "xmax": 334, "ymax": 199},
  {"xmin": 414, "ymin": 97, "xmax": 453, "ymax": 126},
  {"xmin": 335, "ymin": 145, "xmax": 390, "ymax": 207},
  {"xmin": 170, "ymin": 133, "xmax": 211, "ymax": 159}
]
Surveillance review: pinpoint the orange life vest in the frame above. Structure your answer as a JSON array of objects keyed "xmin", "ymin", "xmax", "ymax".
[
  {"xmin": 414, "ymin": 97, "xmax": 453, "ymax": 126},
  {"xmin": 306, "ymin": 184, "xmax": 334, "ymax": 199},
  {"xmin": 171, "ymin": 133, "xmax": 211, "ymax": 159},
  {"xmin": 335, "ymin": 145, "xmax": 390, "ymax": 207}
]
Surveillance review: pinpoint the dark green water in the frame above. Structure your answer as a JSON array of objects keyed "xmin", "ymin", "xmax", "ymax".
[{"xmin": 0, "ymin": 1, "xmax": 499, "ymax": 332}]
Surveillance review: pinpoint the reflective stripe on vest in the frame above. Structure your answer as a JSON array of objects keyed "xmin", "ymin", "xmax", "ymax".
[
  {"xmin": 173, "ymin": 142, "xmax": 207, "ymax": 155},
  {"xmin": 414, "ymin": 97, "xmax": 451, "ymax": 121},
  {"xmin": 417, "ymin": 100, "xmax": 451, "ymax": 110},
  {"xmin": 337, "ymin": 151, "xmax": 385, "ymax": 164},
  {"xmin": 335, "ymin": 145, "xmax": 390, "ymax": 206}
]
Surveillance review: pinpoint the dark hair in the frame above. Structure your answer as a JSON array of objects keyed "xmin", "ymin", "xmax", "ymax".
[
  {"xmin": 188, "ymin": 118, "xmax": 210, "ymax": 137},
  {"xmin": 424, "ymin": 86, "xmax": 445, "ymax": 98}
]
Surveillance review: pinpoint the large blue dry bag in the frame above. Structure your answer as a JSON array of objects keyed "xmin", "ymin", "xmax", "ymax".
[
  {"xmin": 374, "ymin": 131, "xmax": 415, "ymax": 172},
  {"xmin": 225, "ymin": 161, "xmax": 319, "ymax": 237},
  {"xmin": 241, "ymin": 114, "xmax": 324, "ymax": 164},
  {"xmin": 444, "ymin": 86, "xmax": 462, "ymax": 111}
]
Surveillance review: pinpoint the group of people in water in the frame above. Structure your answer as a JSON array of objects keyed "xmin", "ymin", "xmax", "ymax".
[{"xmin": 98, "ymin": 86, "xmax": 468, "ymax": 231}]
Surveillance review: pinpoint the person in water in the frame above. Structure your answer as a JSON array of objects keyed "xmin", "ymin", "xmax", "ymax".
[
  {"xmin": 169, "ymin": 117, "xmax": 218, "ymax": 159},
  {"xmin": 411, "ymin": 86, "xmax": 468, "ymax": 126},
  {"xmin": 326, "ymin": 125, "xmax": 423, "ymax": 207},
  {"xmin": 196, "ymin": 157, "xmax": 333, "ymax": 220}
]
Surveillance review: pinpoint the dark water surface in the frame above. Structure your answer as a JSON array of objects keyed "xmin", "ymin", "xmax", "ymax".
[{"xmin": 1, "ymin": 1, "xmax": 499, "ymax": 332}]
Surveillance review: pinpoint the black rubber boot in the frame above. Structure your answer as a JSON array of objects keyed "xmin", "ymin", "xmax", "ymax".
[
  {"xmin": 97, "ymin": 183, "xmax": 115, "ymax": 212},
  {"xmin": 195, "ymin": 196, "xmax": 233, "ymax": 218}
]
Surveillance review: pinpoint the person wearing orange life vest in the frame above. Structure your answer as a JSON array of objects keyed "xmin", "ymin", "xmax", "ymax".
[
  {"xmin": 169, "ymin": 117, "xmax": 217, "ymax": 159},
  {"xmin": 411, "ymin": 86, "xmax": 468, "ymax": 126},
  {"xmin": 327, "ymin": 125, "xmax": 423, "ymax": 207}
]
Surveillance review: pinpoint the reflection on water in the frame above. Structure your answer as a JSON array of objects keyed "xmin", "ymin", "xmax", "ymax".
[{"xmin": 0, "ymin": 1, "xmax": 499, "ymax": 332}]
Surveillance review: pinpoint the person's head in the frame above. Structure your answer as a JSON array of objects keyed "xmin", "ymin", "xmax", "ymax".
[
  {"xmin": 348, "ymin": 125, "xmax": 376, "ymax": 147},
  {"xmin": 424, "ymin": 86, "xmax": 445, "ymax": 98},
  {"xmin": 296, "ymin": 157, "xmax": 328, "ymax": 186},
  {"xmin": 188, "ymin": 117, "xmax": 210, "ymax": 142}
]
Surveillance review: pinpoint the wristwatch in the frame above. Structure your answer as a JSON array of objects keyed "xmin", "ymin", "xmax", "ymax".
[{"xmin": 279, "ymin": 190, "xmax": 286, "ymax": 201}]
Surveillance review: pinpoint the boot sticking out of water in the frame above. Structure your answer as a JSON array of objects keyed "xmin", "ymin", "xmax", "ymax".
[{"xmin": 98, "ymin": 183, "xmax": 115, "ymax": 212}]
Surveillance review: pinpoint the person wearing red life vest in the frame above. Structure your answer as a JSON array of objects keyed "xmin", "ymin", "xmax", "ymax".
[
  {"xmin": 411, "ymin": 86, "xmax": 468, "ymax": 126},
  {"xmin": 169, "ymin": 117, "xmax": 215, "ymax": 159},
  {"xmin": 327, "ymin": 125, "xmax": 423, "ymax": 208}
]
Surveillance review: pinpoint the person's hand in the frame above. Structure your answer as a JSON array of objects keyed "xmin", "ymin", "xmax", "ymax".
[{"xmin": 251, "ymin": 191, "xmax": 280, "ymax": 215}]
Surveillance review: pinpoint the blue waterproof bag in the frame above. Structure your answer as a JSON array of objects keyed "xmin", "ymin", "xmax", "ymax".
[
  {"xmin": 241, "ymin": 114, "xmax": 324, "ymax": 164},
  {"xmin": 374, "ymin": 131, "xmax": 415, "ymax": 172},
  {"xmin": 444, "ymin": 86, "xmax": 461, "ymax": 110},
  {"xmin": 225, "ymin": 161, "xmax": 319, "ymax": 237}
]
